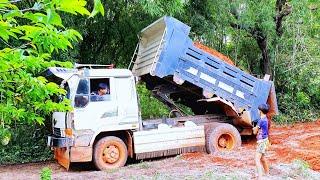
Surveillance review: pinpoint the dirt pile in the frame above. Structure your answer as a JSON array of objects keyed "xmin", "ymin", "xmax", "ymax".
[{"xmin": 193, "ymin": 42, "xmax": 235, "ymax": 66}]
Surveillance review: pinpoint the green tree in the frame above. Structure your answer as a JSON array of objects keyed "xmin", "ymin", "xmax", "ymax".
[
  {"xmin": 0, "ymin": 0, "xmax": 104, "ymax": 144},
  {"xmin": 55, "ymin": 0, "xmax": 186, "ymax": 67},
  {"xmin": 274, "ymin": 0, "xmax": 320, "ymax": 122}
]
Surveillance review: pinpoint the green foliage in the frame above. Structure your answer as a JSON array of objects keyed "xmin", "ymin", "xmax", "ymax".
[
  {"xmin": 139, "ymin": 0, "xmax": 184, "ymax": 17},
  {"xmin": 90, "ymin": 0, "xmax": 105, "ymax": 18},
  {"xmin": 56, "ymin": 0, "xmax": 186, "ymax": 67},
  {"xmin": 137, "ymin": 83, "xmax": 169, "ymax": 119},
  {"xmin": 0, "ymin": 124, "xmax": 52, "ymax": 164},
  {"xmin": 0, "ymin": 128, "xmax": 11, "ymax": 146},
  {"xmin": 40, "ymin": 167, "xmax": 52, "ymax": 180},
  {"xmin": 274, "ymin": 0, "xmax": 320, "ymax": 122},
  {"xmin": 0, "ymin": 0, "xmax": 104, "ymax": 144}
]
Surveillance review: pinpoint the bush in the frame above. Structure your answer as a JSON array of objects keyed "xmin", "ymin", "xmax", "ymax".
[
  {"xmin": 275, "ymin": 90, "xmax": 320, "ymax": 124},
  {"xmin": 0, "ymin": 124, "xmax": 52, "ymax": 164},
  {"xmin": 0, "ymin": 128, "xmax": 11, "ymax": 146},
  {"xmin": 137, "ymin": 83, "xmax": 170, "ymax": 119}
]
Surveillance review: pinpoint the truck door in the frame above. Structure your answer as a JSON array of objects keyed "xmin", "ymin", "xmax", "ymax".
[
  {"xmin": 114, "ymin": 77, "xmax": 139, "ymax": 129},
  {"xmin": 73, "ymin": 78, "xmax": 119, "ymax": 132}
]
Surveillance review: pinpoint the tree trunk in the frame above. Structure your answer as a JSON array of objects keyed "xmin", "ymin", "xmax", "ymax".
[
  {"xmin": 275, "ymin": 0, "xmax": 292, "ymax": 36},
  {"xmin": 256, "ymin": 36, "xmax": 271, "ymax": 75}
]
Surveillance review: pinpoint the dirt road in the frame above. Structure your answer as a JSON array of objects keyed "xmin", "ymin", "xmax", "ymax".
[{"xmin": 1, "ymin": 120, "xmax": 320, "ymax": 179}]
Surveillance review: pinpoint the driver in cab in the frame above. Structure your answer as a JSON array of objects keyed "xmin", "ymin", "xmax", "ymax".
[{"xmin": 91, "ymin": 83, "xmax": 110, "ymax": 101}]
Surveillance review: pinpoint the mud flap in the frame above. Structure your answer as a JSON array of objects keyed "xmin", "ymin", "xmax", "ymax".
[{"xmin": 54, "ymin": 147, "xmax": 70, "ymax": 170}]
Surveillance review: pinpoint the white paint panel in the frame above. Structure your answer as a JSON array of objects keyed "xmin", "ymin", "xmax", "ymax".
[
  {"xmin": 115, "ymin": 77, "xmax": 139, "ymax": 126},
  {"xmin": 218, "ymin": 82, "xmax": 234, "ymax": 93},
  {"xmin": 87, "ymin": 69, "xmax": 132, "ymax": 77},
  {"xmin": 185, "ymin": 67, "xmax": 198, "ymax": 75},
  {"xmin": 132, "ymin": 18, "xmax": 166, "ymax": 77},
  {"xmin": 134, "ymin": 138, "xmax": 205, "ymax": 153},
  {"xmin": 133, "ymin": 126, "xmax": 205, "ymax": 153},
  {"xmin": 134, "ymin": 129, "xmax": 204, "ymax": 144},
  {"xmin": 134, "ymin": 126, "xmax": 204, "ymax": 136},
  {"xmin": 236, "ymin": 90, "xmax": 245, "ymax": 99},
  {"xmin": 200, "ymin": 73, "xmax": 216, "ymax": 84},
  {"xmin": 52, "ymin": 112, "xmax": 67, "ymax": 129}
]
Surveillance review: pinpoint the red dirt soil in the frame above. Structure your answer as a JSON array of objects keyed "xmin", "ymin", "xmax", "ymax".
[
  {"xmin": 193, "ymin": 42, "xmax": 235, "ymax": 66},
  {"xmin": 183, "ymin": 120, "xmax": 320, "ymax": 171}
]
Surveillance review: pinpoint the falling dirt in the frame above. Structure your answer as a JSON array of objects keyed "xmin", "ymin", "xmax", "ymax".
[
  {"xmin": 0, "ymin": 120, "xmax": 319, "ymax": 179},
  {"xmin": 193, "ymin": 42, "xmax": 235, "ymax": 66}
]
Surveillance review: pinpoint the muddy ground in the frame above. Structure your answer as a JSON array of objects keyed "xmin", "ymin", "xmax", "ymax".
[{"xmin": 0, "ymin": 120, "xmax": 320, "ymax": 180}]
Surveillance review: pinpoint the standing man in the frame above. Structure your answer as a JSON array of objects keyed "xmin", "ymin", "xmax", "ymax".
[{"xmin": 253, "ymin": 104, "xmax": 270, "ymax": 179}]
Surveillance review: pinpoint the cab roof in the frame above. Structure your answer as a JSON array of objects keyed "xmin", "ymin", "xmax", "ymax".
[
  {"xmin": 47, "ymin": 67, "xmax": 133, "ymax": 80},
  {"xmin": 83, "ymin": 68, "xmax": 133, "ymax": 78}
]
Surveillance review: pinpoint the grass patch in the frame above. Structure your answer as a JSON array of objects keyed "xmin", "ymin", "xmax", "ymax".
[
  {"xmin": 40, "ymin": 167, "xmax": 52, "ymax": 180},
  {"xmin": 104, "ymin": 168, "xmax": 120, "ymax": 174},
  {"xmin": 127, "ymin": 161, "xmax": 151, "ymax": 169},
  {"xmin": 292, "ymin": 159, "xmax": 311, "ymax": 178}
]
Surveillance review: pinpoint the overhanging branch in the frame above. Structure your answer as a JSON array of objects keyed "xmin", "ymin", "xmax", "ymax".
[{"xmin": 275, "ymin": 0, "xmax": 292, "ymax": 36}]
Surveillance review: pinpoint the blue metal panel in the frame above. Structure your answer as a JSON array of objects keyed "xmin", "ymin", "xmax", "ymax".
[
  {"xmin": 153, "ymin": 16, "xmax": 191, "ymax": 77},
  {"xmin": 149, "ymin": 16, "xmax": 274, "ymax": 122}
]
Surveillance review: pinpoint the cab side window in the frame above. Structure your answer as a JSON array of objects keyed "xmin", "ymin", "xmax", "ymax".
[
  {"xmin": 74, "ymin": 79, "xmax": 89, "ymax": 108},
  {"xmin": 90, "ymin": 78, "xmax": 111, "ymax": 102}
]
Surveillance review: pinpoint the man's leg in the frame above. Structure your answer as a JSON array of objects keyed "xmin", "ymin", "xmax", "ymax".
[
  {"xmin": 261, "ymin": 154, "xmax": 269, "ymax": 175},
  {"xmin": 255, "ymin": 152, "xmax": 263, "ymax": 179}
]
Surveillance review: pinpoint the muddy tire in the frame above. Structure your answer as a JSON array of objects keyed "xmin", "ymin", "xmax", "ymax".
[
  {"xmin": 205, "ymin": 123, "xmax": 241, "ymax": 154},
  {"xmin": 93, "ymin": 136, "xmax": 128, "ymax": 170}
]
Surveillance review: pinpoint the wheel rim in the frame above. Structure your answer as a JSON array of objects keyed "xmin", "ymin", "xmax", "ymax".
[
  {"xmin": 102, "ymin": 145, "xmax": 120, "ymax": 164},
  {"xmin": 217, "ymin": 133, "xmax": 235, "ymax": 151}
]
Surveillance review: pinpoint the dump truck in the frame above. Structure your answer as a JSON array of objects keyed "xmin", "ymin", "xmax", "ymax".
[
  {"xmin": 129, "ymin": 16, "xmax": 278, "ymax": 130},
  {"xmin": 47, "ymin": 16, "xmax": 278, "ymax": 170}
]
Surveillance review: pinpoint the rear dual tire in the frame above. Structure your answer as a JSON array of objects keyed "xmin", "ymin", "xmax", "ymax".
[{"xmin": 205, "ymin": 123, "xmax": 241, "ymax": 154}]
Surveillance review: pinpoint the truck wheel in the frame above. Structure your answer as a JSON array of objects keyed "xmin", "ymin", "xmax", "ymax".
[
  {"xmin": 205, "ymin": 124, "xmax": 241, "ymax": 154},
  {"xmin": 93, "ymin": 136, "xmax": 128, "ymax": 170}
]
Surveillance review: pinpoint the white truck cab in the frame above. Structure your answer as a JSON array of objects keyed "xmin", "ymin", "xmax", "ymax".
[{"xmin": 47, "ymin": 66, "xmax": 141, "ymax": 168}]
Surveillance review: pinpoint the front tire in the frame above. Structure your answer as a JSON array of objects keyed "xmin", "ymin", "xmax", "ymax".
[
  {"xmin": 93, "ymin": 136, "xmax": 128, "ymax": 170},
  {"xmin": 205, "ymin": 123, "xmax": 241, "ymax": 154}
]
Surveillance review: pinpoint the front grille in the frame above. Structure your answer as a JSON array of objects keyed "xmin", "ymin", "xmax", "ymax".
[{"xmin": 53, "ymin": 127, "xmax": 62, "ymax": 137}]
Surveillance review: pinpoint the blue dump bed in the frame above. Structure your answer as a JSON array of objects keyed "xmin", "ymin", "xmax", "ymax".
[{"xmin": 131, "ymin": 16, "xmax": 278, "ymax": 125}]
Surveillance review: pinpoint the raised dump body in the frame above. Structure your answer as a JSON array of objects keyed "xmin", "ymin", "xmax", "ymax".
[{"xmin": 130, "ymin": 16, "xmax": 277, "ymax": 128}]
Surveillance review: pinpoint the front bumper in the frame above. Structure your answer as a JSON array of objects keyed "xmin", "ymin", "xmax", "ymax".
[{"xmin": 47, "ymin": 136, "xmax": 73, "ymax": 147}]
